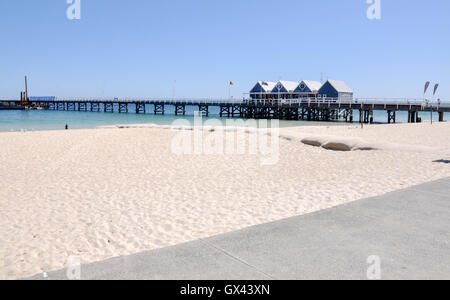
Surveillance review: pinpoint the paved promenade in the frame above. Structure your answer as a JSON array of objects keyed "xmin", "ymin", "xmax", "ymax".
[{"xmin": 28, "ymin": 177, "xmax": 450, "ymax": 280}]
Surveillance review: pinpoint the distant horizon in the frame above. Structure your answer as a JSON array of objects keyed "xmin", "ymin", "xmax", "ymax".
[{"xmin": 1, "ymin": 0, "xmax": 449, "ymax": 99}]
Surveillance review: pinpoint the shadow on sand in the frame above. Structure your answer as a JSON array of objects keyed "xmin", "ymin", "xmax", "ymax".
[{"xmin": 433, "ymin": 159, "xmax": 450, "ymax": 164}]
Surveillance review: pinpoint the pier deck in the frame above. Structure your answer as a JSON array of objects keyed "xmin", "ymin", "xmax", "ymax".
[{"xmin": 2, "ymin": 98, "xmax": 449, "ymax": 123}]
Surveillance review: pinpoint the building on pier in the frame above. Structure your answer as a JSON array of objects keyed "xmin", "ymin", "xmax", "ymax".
[
  {"xmin": 249, "ymin": 81, "xmax": 277, "ymax": 99},
  {"xmin": 249, "ymin": 79, "xmax": 353, "ymax": 100},
  {"xmin": 293, "ymin": 80, "xmax": 322, "ymax": 98},
  {"xmin": 317, "ymin": 80, "xmax": 353, "ymax": 101},
  {"xmin": 271, "ymin": 81, "xmax": 301, "ymax": 99}
]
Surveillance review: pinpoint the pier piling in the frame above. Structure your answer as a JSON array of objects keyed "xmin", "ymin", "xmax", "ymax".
[
  {"xmin": 175, "ymin": 104, "xmax": 186, "ymax": 116},
  {"xmin": 154, "ymin": 104, "xmax": 164, "ymax": 115},
  {"xmin": 387, "ymin": 110, "xmax": 396, "ymax": 124},
  {"xmin": 136, "ymin": 103, "xmax": 146, "ymax": 114},
  {"xmin": 198, "ymin": 105, "xmax": 209, "ymax": 117}
]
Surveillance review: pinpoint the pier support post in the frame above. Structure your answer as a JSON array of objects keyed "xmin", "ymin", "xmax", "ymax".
[
  {"xmin": 360, "ymin": 110, "xmax": 373, "ymax": 124},
  {"xmin": 267, "ymin": 108, "xmax": 274, "ymax": 119},
  {"xmin": 293, "ymin": 107, "xmax": 300, "ymax": 120},
  {"xmin": 175, "ymin": 104, "xmax": 186, "ymax": 116},
  {"xmin": 282, "ymin": 108, "xmax": 291, "ymax": 120},
  {"xmin": 439, "ymin": 112, "xmax": 444, "ymax": 122},
  {"xmin": 119, "ymin": 103, "xmax": 128, "ymax": 113},
  {"xmin": 91, "ymin": 103, "xmax": 100, "ymax": 112},
  {"xmin": 300, "ymin": 108, "xmax": 307, "ymax": 120},
  {"xmin": 344, "ymin": 109, "xmax": 353, "ymax": 122},
  {"xmin": 325, "ymin": 109, "xmax": 331, "ymax": 121},
  {"xmin": 306, "ymin": 108, "xmax": 312, "ymax": 121},
  {"xmin": 289, "ymin": 108, "xmax": 296, "ymax": 120},
  {"xmin": 408, "ymin": 111, "xmax": 419, "ymax": 123},
  {"xmin": 331, "ymin": 109, "xmax": 338, "ymax": 121},
  {"xmin": 241, "ymin": 106, "xmax": 249, "ymax": 118},
  {"xmin": 273, "ymin": 107, "xmax": 281, "ymax": 120},
  {"xmin": 154, "ymin": 104, "xmax": 164, "ymax": 115},
  {"xmin": 220, "ymin": 106, "xmax": 230, "ymax": 118},
  {"xmin": 136, "ymin": 103, "xmax": 146, "ymax": 114},
  {"xmin": 232, "ymin": 105, "xmax": 240, "ymax": 118},
  {"xmin": 198, "ymin": 105, "xmax": 209, "ymax": 117},
  {"xmin": 387, "ymin": 110, "xmax": 396, "ymax": 124},
  {"xmin": 310, "ymin": 109, "xmax": 317, "ymax": 121},
  {"xmin": 104, "ymin": 103, "xmax": 114, "ymax": 113},
  {"xmin": 79, "ymin": 102, "xmax": 87, "ymax": 111}
]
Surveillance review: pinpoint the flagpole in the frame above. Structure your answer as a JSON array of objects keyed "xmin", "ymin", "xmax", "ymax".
[
  {"xmin": 431, "ymin": 104, "xmax": 433, "ymax": 125},
  {"xmin": 430, "ymin": 85, "xmax": 434, "ymax": 125},
  {"xmin": 228, "ymin": 81, "xmax": 233, "ymax": 101},
  {"xmin": 424, "ymin": 81, "xmax": 431, "ymax": 125},
  {"xmin": 431, "ymin": 83, "xmax": 439, "ymax": 125}
]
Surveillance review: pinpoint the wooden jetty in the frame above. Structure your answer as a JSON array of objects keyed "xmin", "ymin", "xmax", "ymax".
[
  {"xmin": 0, "ymin": 105, "xmax": 26, "ymax": 110},
  {"xmin": 1, "ymin": 98, "xmax": 449, "ymax": 123}
]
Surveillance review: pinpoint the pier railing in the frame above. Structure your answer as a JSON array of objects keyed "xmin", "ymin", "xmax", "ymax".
[
  {"xmin": 1, "ymin": 97, "xmax": 449, "ymax": 108},
  {"xmin": 2, "ymin": 96, "xmax": 448, "ymax": 124}
]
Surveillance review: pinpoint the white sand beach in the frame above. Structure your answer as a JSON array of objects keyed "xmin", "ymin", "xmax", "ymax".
[{"xmin": 1, "ymin": 122, "xmax": 450, "ymax": 279}]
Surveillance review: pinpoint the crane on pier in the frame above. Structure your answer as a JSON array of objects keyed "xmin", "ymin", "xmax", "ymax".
[{"xmin": 20, "ymin": 76, "xmax": 31, "ymax": 107}]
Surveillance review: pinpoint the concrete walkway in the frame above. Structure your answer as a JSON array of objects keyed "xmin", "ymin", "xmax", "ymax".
[{"xmin": 28, "ymin": 177, "xmax": 450, "ymax": 280}]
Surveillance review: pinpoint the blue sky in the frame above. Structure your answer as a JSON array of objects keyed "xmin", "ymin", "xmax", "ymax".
[{"xmin": 0, "ymin": 0, "xmax": 449, "ymax": 99}]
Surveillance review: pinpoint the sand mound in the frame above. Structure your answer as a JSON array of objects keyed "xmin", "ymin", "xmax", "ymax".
[
  {"xmin": 322, "ymin": 142, "xmax": 354, "ymax": 152},
  {"xmin": 301, "ymin": 136, "xmax": 370, "ymax": 152},
  {"xmin": 301, "ymin": 138, "xmax": 324, "ymax": 148},
  {"xmin": 299, "ymin": 135, "xmax": 441, "ymax": 153}
]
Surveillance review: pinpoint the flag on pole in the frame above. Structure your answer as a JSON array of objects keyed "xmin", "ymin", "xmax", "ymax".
[
  {"xmin": 424, "ymin": 81, "xmax": 430, "ymax": 94},
  {"xmin": 433, "ymin": 83, "xmax": 439, "ymax": 96}
]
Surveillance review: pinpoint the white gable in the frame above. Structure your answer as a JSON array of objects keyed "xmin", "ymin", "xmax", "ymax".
[
  {"xmin": 259, "ymin": 81, "xmax": 277, "ymax": 92},
  {"xmin": 280, "ymin": 81, "xmax": 300, "ymax": 92},
  {"xmin": 328, "ymin": 80, "xmax": 353, "ymax": 93},
  {"xmin": 274, "ymin": 81, "xmax": 300, "ymax": 93},
  {"xmin": 301, "ymin": 80, "xmax": 322, "ymax": 93},
  {"xmin": 250, "ymin": 81, "xmax": 277, "ymax": 93}
]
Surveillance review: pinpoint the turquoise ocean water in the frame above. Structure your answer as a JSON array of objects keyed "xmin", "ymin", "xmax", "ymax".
[{"xmin": 0, "ymin": 107, "xmax": 445, "ymax": 132}]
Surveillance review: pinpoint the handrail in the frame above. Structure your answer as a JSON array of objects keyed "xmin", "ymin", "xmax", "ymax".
[{"xmin": 1, "ymin": 97, "xmax": 449, "ymax": 107}]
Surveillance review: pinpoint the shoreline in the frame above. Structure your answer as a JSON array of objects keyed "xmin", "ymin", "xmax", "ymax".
[
  {"xmin": 0, "ymin": 108, "xmax": 447, "ymax": 133},
  {"xmin": 1, "ymin": 122, "xmax": 449, "ymax": 279}
]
